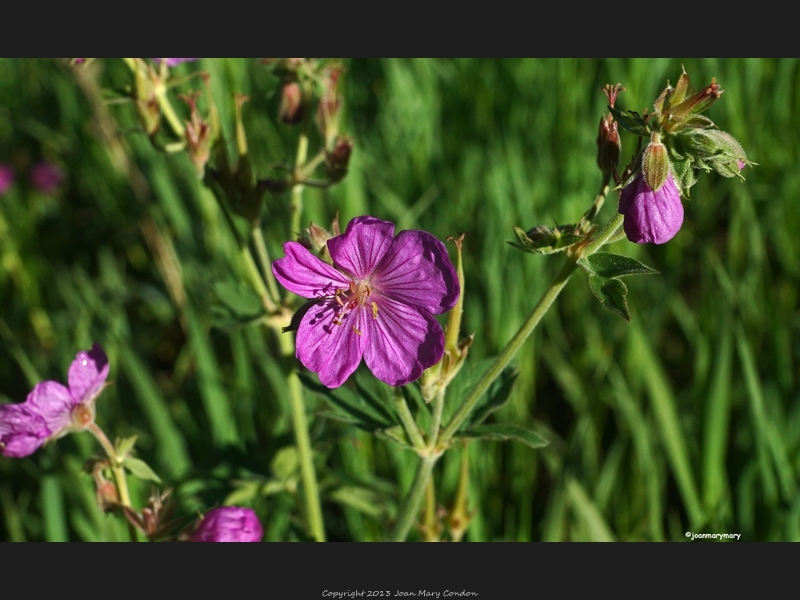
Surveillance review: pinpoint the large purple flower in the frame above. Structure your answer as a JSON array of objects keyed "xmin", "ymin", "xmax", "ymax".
[
  {"xmin": 272, "ymin": 216, "xmax": 460, "ymax": 388},
  {"xmin": 0, "ymin": 344, "xmax": 109, "ymax": 458},
  {"xmin": 190, "ymin": 507, "xmax": 263, "ymax": 542},
  {"xmin": 618, "ymin": 172, "xmax": 684, "ymax": 244}
]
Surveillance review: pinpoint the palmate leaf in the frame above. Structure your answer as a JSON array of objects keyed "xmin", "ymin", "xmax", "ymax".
[
  {"xmin": 578, "ymin": 252, "xmax": 658, "ymax": 321},
  {"xmin": 588, "ymin": 275, "xmax": 630, "ymax": 321},
  {"xmin": 456, "ymin": 424, "xmax": 549, "ymax": 449},
  {"xmin": 578, "ymin": 252, "xmax": 658, "ymax": 279},
  {"xmin": 300, "ymin": 371, "xmax": 398, "ymax": 434}
]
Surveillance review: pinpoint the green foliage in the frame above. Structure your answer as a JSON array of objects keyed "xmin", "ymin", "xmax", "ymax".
[{"xmin": 1, "ymin": 58, "xmax": 799, "ymax": 541}]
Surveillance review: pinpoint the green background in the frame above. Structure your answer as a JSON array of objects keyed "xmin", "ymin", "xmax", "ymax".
[{"xmin": 0, "ymin": 58, "xmax": 797, "ymax": 541}]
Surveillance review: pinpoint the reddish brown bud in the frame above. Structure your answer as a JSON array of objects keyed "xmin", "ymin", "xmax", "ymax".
[
  {"xmin": 279, "ymin": 82, "xmax": 304, "ymax": 125},
  {"xmin": 325, "ymin": 135, "xmax": 353, "ymax": 183}
]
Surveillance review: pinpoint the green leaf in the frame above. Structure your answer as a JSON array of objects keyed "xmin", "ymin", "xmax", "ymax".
[
  {"xmin": 609, "ymin": 106, "xmax": 649, "ymax": 136},
  {"xmin": 456, "ymin": 424, "xmax": 549, "ymax": 449},
  {"xmin": 510, "ymin": 226, "xmax": 584, "ymax": 255},
  {"xmin": 211, "ymin": 280, "xmax": 266, "ymax": 330},
  {"xmin": 374, "ymin": 425, "xmax": 414, "ymax": 449},
  {"xmin": 123, "ymin": 457, "xmax": 162, "ymax": 484},
  {"xmin": 115, "ymin": 435, "xmax": 138, "ymax": 458},
  {"xmin": 588, "ymin": 274, "xmax": 630, "ymax": 320},
  {"xmin": 328, "ymin": 485, "xmax": 391, "ymax": 519},
  {"xmin": 578, "ymin": 252, "xmax": 658, "ymax": 279},
  {"xmin": 299, "ymin": 372, "xmax": 397, "ymax": 433},
  {"xmin": 271, "ymin": 446, "xmax": 300, "ymax": 482},
  {"xmin": 443, "ymin": 358, "xmax": 518, "ymax": 428}
]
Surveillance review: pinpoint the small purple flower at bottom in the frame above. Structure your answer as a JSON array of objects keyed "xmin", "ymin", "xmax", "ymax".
[
  {"xmin": 272, "ymin": 216, "xmax": 460, "ymax": 388},
  {"xmin": 618, "ymin": 172, "xmax": 684, "ymax": 244},
  {"xmin": 0, "ymin": 163, "xmax": 13, "ymax": 195},
  {"xmin": 190, "ymin": 507, "xmax": 263, "ymax": 542},
  {"xmin": 29, "ymin": 161, "xmax": 64, "ymax": 195},
  {"xmin": 0, "ymin": 344, "xmax": 109, "ymax": 457}
]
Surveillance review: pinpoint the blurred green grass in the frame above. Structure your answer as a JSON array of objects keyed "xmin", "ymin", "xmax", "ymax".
[{"xmin": 1, "ymin": 58, "xmax": 798, "ymax": 541}]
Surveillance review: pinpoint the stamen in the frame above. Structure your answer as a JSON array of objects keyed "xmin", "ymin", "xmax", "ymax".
[
  {"xmin": 352, "ymin": 326, "xmax": 362, "ymax": 335},
  {"xmin": 371, "ymin": 301, "xmax": 379, "ymax": 319}
]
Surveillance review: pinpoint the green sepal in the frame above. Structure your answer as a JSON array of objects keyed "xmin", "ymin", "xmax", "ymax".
[
  {"xmin": 123, "ymin": 457, "xmax": 162, "ymax": 484},
  {"xmin": 608, "ymin": 106, "xmax": 650, "ymax": 137},
  {"xmin": 578, "ymin": 252, "xmax": 658, "ymax": 279},
  {"xmin": 510, "ymin": 226, "xmax": 584, "ymax": 255},
  {"xmin": 588, "ymin": 274, "xmax": 630, "ymax": 321},
  {"xmin": 455, "ymin": 424, "xmax": 549, "ymax": 449},
  {"xmin": 115, "ymin": 435, "xmax": 138, "ymax": 458}
]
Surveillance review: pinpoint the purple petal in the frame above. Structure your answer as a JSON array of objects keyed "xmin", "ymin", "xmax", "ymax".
[
  {"xmin": 26, "ymin": 381, "xmax": 75, "ymax": 434},
  {"xmin": 619, "ymin": 174, "xmax": 683, "ymax": 244},
  {"xmin": 362, "ymin": 297, "xmax": 445, "ymax": 387},
  {"xmin": 0, "ymin": 403, "xmax": 50, "ymax": 458},
  {"xmin": 372, "ymin": 230, "xmax": 460, "ymax": 314},
  {"xmin": 68, "ymin": 344, "xmax": 109, "ymax": 404},
  {"xmin": 295, "ymin": 298, "xmax": 366, "ymax": 388},
  {"xmin": 328, "ymin": 216, "xmax": 394, "ymax": 279},
  {"xmin": 272, "ymin": 242, "xmax": 350, "ymax": 299},
  {"xmin": 191, "ymin": 507, "xmax": 263, "ymax": 542}
]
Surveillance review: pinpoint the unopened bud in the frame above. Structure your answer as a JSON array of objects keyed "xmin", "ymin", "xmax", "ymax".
[
  {"xmin": 597, "ymin": 115, "xmax": 620, "ymax": 175},
  {"xmin": 316, "ymin": 65, "xmax": 344, "ymax": 148},
  {"xmin": 279, "ymin": 82, "xmax": 304, "ymax": 125},
  {"xmin": 325, "ymin": 135, "xmax": 353, "ymax": 183},
  {"xmin": 181, "ymin": 92, "xmax": 213, "ymax": 178},
  {"xmin": 642, "ymin": 135, "xmax": 670, "ymax": 192}
]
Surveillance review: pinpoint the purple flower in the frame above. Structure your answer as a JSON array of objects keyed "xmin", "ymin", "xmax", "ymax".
[
  {"xmin": 29, "ymin": 161, "xmax": 64, "ymax": 195},
  {"xmin": 618, "ymin": 172, "xmax": 684, "ymax": 244},
  {"xmin": 0, "ymin": 163, "xmax": 13, "ymax": 195},
  {"xmin": 190, "ymin": 507, "xmax": 263, "ymax": 542},
  {"xmin": 151, "ymin": 58, "xmax": 198, "ymax": 67},
  {"xmin": 272, "ymin": 216, "xmax": 460, "ymax": 388},
  {"xmin": 0, "ymin": 344, "xmax": 109, "ymax": 458}
]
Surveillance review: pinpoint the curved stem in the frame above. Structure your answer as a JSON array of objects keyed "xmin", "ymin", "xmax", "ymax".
[
  {"xmin": 439, "ymin": 256, "xmax": 578, "ymax": 443},
  {"xmin": 428, "ymin": 389, "xmax": 446, "ymax": 445},
  {"xmin": 88, "ymin": 423, "xmax": 137, "ymax": 542}
]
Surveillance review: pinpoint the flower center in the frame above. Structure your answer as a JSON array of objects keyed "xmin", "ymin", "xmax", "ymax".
[
  {"xmin": 332, "ymin": 280, "xmax": 377, "ymax": 332},
  {"xmin": 71, "ymin": 403, "xmax": 95, "ymax": 430}
]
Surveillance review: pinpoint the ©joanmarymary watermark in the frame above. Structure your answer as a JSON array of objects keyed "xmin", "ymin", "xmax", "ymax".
[{"xmin": 685, "ymin": 531, "xmax": 741, "ymax": 541}]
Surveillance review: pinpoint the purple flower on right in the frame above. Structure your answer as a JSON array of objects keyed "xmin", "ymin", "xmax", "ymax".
[{"xmin": 618, "ymin": 172, "xmax": 683, "ymax": 245}]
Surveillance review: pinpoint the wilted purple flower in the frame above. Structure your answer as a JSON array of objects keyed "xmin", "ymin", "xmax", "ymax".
[
  {"xmin": 273, "ymin": 216, "xmax": 460, "ymax": 388},
  {"xmin": 0, "ymin": 163, "xmax": 13, "ymax": 195},
  {"xmin": 618, "ymin": 172, "xmax": 684, "ymax": 244},
  {"xmin": 151, "ymin": 58, "xmax": 198, "ymax": 67},
  {"xmin": 29, "ymin": 161, "xmax": 64, "ymax": 195},
  {"xmin": 190, "ymin": 507, "xmax": 263, "ymax": 542},
  {"xmin": 0, "ymin": 344, "xmax": 109, "ymax": 457}
]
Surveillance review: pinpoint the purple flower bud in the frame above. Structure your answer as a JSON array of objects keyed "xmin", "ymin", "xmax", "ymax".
[
  {"xmin": 190, "ymin": 507, "xmax": 263, "ymax": 542},
  {"xmin": 0, "ymin": 163, "xmax": 14, "ymax": 195},
  {"xmin": 29, "ymin": 161, "xmax": 64, "ymax": 195},
  {"xmin": 618, "ymin": 173, "xmax": 684, "ymax": 245}
]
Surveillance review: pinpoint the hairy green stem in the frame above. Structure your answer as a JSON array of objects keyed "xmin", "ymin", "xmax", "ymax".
[
  {"xmin": 278, "ymin": 334, "xmax": 326, "ymax": 541},
  {"xmin": 429, "ymin": 389, "xmax": 446, "ymax": 445},
  {"xmin": 396, "ymin": 396, "xmax": 427, "ymax": 450}
]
